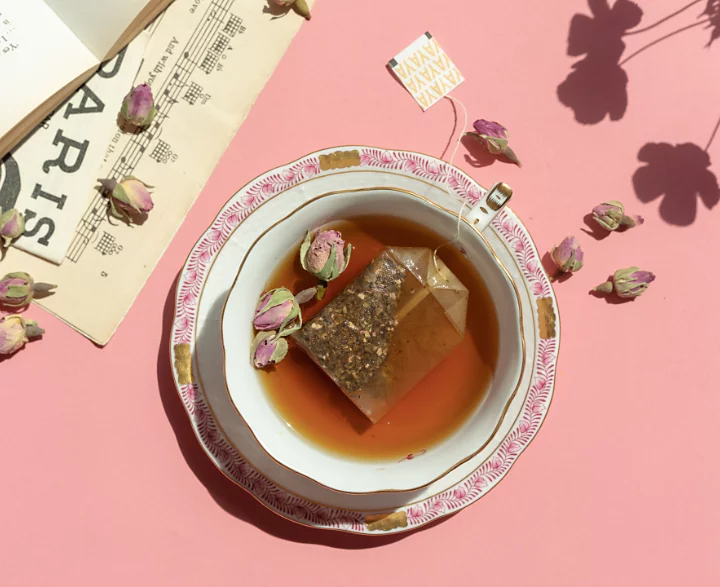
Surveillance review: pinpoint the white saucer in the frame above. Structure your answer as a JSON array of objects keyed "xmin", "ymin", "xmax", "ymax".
[{"xmin": 170, "ymin": 146, "xmax": 560, "ymax": 534}]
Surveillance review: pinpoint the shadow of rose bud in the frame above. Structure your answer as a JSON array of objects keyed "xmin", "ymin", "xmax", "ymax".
[
  {"xmin": 466, "ymin": 119, "xmax": 521, "ymax": 166},
  {"xmin": 271, "ymin": 0, "xmax": 311, "ymax": 19}
]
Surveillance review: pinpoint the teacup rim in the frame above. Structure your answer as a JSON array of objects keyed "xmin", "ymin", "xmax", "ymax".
[{"xmin": 220, "ymin": 185, "xmax": 527, "ymax": 495}]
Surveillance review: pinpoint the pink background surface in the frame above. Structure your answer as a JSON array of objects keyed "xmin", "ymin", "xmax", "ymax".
[{"xmin": 2, "ymin": 0, "xmax": 719, "ymax": 584}]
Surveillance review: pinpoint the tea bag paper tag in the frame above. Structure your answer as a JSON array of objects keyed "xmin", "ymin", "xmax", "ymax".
[{"xmin": 388, "ymin": 32, "xmax": 464, "ymax": 111}]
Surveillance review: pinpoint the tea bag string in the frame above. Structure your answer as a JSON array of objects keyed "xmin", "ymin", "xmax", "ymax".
[{"xmin": 433, "ymin": 94, "xmax": 469, "ymax": 277}]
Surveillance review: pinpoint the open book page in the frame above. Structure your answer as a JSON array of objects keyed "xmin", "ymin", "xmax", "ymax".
[
  {"xmin": 6, "ymin": 33, "xmax": 149, "ymax": 264},
  {"xmin": 44, "ymin": 0, "xmax": 158, "ymax": 60},
  {"xmin": 1, "ymin": 0, "xmax": 315, "ymax": 345},
  {"xmin": 0, "ymin": 0, "xmax": 97, "ymax": 140}
]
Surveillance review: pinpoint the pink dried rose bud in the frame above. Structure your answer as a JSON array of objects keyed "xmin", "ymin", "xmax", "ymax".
[
  {"xmin": 0, "ymin": 314, "xmax": 44, "ymax": 356},
  {"xmin": 120, "ymin": 84, "xmax": 157, "ymax": 128},
  {"xmin": 593, "ymin": 267, "xmax": 655, "ymax": 298},
  {"xmin": 0, "ymin": 208, "xmax": 25, "ymax": 247},
  {"xmin": 592, "ymin": 200, "xmax": 644, "ymax": 231},
  {"xmin": 550, "ymin": 236, "xmax": 584, "ymax": 274},
  {"xmin": 271, "ymin": 0, "xmax": 311, "ymax": 19},
  {"xmin": 300, "ymin": 229, "xmax": 352, "ymax": 282},
  {"xmin": 251, "ymin": 330, "xmax": 289, "ymax": 368},
  {"xmin": 254, "ymin": 287, "xmax": 301, "ymax": 336},
  {"xmin": 467, "ymin": 119, "xmax": 521, "ymax": 166},
  {"xmin": 0, "ymin": 272, "xmax": 56, "ymax": 309},
  {"xmin": 98, "ymin": 176, "xmax": 154, "ymax": 222}
]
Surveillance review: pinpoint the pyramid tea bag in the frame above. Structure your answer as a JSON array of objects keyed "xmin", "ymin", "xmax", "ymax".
[{"xmin": 292, "ymin": 247, "xmax": 468, "ymax": 423}]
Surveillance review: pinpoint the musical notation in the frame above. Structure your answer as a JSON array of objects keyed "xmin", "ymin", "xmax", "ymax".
[
  {"xmin": 183, "ymin": 81, "xmax": 203, "ymax": 104},
  {"xmin": 66, "ymin": 0, "xmax": 240, "ymax": 263},
  {"xmin": 223, "ymin": 15, "xmax": 243, "ymax": 37},
  {"xmin": 95, "ymin": 231, "xmax": 122, "ymax": 256},
  {"xmin": 150, "ymin": 139, "xmax": 176, "ymax": 164}
]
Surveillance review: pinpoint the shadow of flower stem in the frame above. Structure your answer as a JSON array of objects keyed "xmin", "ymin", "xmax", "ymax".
[
  {"xmin": 620, "ymin": 19, "xmax": 710, "ymax": 65},
  {"xmin": 624, "ymin": 0, "xmax": 703, "ymax": 35},
  {"xmin": 705, "ymin": 112, "xmax": 720, "ymax": 151}
]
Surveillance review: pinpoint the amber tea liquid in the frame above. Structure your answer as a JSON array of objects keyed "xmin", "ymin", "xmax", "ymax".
[{"xmin": 259, "ymin": 216, "xmax": 499, "ymax": 461}]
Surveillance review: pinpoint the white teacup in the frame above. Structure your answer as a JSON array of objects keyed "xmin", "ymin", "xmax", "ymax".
[{"xmin": 221, "ymin": 184, "xmax": 524, "ymax": 494}]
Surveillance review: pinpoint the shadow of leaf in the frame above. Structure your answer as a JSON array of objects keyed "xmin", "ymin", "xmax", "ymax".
[
  {"xmin": 557, "ymin": 0, "xmax": 642, "ymax": 124},
  {"xmin": 702, "ymin": 0, "xmax": 720, "ymax": 45},
  {"xmin": 632, "ymin": 142, "xmax": 720, "ymax": 225}
]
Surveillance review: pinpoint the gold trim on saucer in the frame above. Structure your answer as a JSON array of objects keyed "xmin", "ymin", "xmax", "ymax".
[
  {"xmin": 319, "ymin": 149, "xmax": 361, "ymax": 171},
  {"xmin": 173, "ymin": 344, "xmax": 193, "ymax": 384},
  {"xmin": 365, "ymin": 511, "xmax": 408, "ymax": 532},
  {"xmin": 219, "ymin": 184, "xmax": 527, "ymax": 495},
  {"xmin": 537, "ymin": 297, "xmax": 557, "ymax": 339}
]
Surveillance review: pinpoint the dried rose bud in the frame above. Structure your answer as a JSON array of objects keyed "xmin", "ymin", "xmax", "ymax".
[
  {"xmin": 120, "ymin": 84, "xmax": 157, "ymax": 128},
  {"xmin": 251, "ymin": 331, "xmax": 289, "ymax": 368},
  {"xmin": 254, "ymin": 287, "xmax": 301, "ymax": 336},
  {"xmin": 0, "ymin": 314, "xmax": 44, "ymax": 356},
  {"xmin": 98, "ymin": 176, "xmax": 154, "ymax": 222},
  {"xmin": 592, "ymin": 200, "xmax": 644, "ymax": 231},
  {"xmin": 300, "ymin": 229, "xmax": 352, "ymax": 281},
  {"xmin": 271, "ymin": 0, "xmax": 311, "ymax": 19},
  {"xmin": 467, "ymin": 119, "xmax": 521, "ymax": 166},
  {"xmin": 0, "ymin": 272, "xmax": 56, "ymax": 308},
  {"xmin": 594, "ymin": 267, "xmax": 655, "ymax": 298},
  {"xmin": 550, "ymin": 236, "xmax": 584, "ymax": 274},
  {"xmin": 592, "ymin": 201, "xmax": 624, "ymax": 231},
  {"xmin": 0, "ymin": 208, "xmax": 25, "ymax": 247}
]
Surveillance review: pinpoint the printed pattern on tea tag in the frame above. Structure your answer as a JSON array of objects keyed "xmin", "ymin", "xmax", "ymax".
[{"xmin": 388, "ymin": 32, "xmax": 464, "ymax": 111}]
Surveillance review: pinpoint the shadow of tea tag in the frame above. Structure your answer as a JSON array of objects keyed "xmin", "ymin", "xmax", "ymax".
[
  {"xmin": 292, "ymin": 247, "xmax": 468, "ymax": 424},
  {"xmin": 388, "ymin": 32, "xmax": 465, "ymax": 111}
]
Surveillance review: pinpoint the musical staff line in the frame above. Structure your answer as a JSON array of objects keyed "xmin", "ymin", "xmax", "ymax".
[{"xmin": 66, "ymin": 0, "xmax": 237, "ymax": 263}]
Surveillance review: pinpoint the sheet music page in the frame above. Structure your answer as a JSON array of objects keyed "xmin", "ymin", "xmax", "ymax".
[
  {"xmin": 5, "ymin": 33, "xmax": 149, "ymax": 264},
  {"xmin": 0, "ymin": 0, "xmax": 97, "ymax": 139},
  {"xmin": 44, "ymin": 0, "xmax": 155, "ymax": 60},
  {"xmin": 1, "ymin": 0, "xmax": 314, "ymax": 345}
]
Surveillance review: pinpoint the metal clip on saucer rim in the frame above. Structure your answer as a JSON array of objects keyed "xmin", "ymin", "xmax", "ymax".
[{"xmin": 464, "ymin": 182, "xmax": 513, "ymax": 233}]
